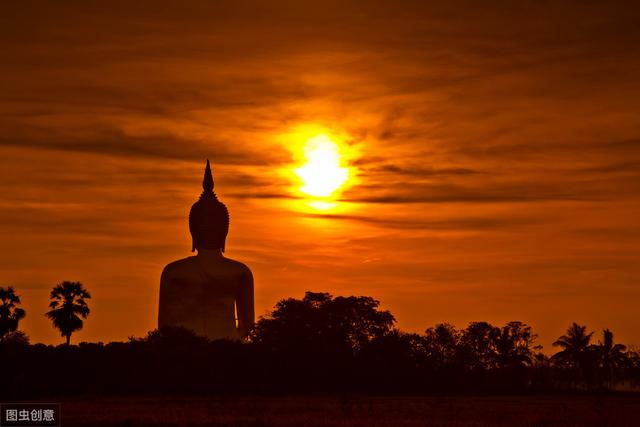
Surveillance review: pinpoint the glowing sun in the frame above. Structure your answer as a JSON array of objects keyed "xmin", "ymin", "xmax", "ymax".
[{"xmin": 294, "ymin": 134, "xmax": 350, "ymax": 198}]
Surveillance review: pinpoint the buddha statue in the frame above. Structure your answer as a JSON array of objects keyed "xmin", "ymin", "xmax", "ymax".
[{"xmin": 158, "ymin": 160, "xmax": 254, "ymax": 340}]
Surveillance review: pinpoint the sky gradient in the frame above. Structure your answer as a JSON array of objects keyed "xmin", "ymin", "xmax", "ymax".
[{"xmin": 1, "ymin": 1, "xmax": 639, "ymax": 349}]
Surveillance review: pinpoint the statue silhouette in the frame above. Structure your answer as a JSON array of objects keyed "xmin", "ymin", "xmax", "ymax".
[{"xmin": 158, "ymin": 160, "xmax": 254, "ymax": 340}]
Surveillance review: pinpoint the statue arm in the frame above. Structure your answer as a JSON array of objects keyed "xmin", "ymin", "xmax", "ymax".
[{"xmin": 236, "ymin": 266, "xmax": 254, "ymax": 339}]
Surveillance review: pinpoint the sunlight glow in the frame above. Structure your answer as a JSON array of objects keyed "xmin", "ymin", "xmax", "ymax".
[
  {"xmin": 307, "ymin": 200, "xmax": 337, "ymax": 211},
  {"xmin": 279, "ymin": 125, "xmax": 360, "ymax": 214},
  {"xmin": 294, "ymin": 135, "xmax": 350, "ymax": 198}
]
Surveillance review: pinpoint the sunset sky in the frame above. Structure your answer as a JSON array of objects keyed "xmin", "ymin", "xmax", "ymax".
[{"xmin": 1, "ymin": 1, "xmax": 639, "ymax": 349}]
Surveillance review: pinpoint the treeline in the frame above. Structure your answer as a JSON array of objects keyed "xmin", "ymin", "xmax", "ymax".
[{"xmin": 1, "ymin": 290, "xmax": 640, "ymax": 397}]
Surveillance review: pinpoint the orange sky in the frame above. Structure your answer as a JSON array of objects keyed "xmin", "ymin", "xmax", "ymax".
[{"xmin": 1, "ymin": 1, "xmax": 639, "ymax": 349}]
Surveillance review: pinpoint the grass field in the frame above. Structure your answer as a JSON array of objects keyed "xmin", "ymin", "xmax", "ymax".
[{"xmin": 53, "ymin": 394, "xmax": 640, "ymax": 426}]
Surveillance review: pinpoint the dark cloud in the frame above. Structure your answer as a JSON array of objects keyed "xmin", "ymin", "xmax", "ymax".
[
  {"xmin": 298, "ymin": 212, "xmax": 541, "ymax": 231},
  {"xmin": 341, "ymin": 179, "xmax": 613, "ymax": 204},
  {"xmin": 355, "ymin": 159, "xmax": 484, "ymax": 177},
  {"xmin": 0, "ymin": 122, "xmax": 288, "ymax": 165}
]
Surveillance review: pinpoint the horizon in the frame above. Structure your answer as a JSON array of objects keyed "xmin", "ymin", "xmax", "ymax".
[
  {"xmin": 1, "ymin": 1, "xmax": 640, "ymax": 350},
  {"xmin": 8, "ymin": 287, "xmax": 634, "ymax": 356}
]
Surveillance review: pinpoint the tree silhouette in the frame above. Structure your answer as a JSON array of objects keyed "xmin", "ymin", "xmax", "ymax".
[
  {"xmin": 495, "ymin": 321, "xmax": 540, "ymax": 369},
  {"xmin": 45, "ymin": 281, "xmax": 91, "ymax": 345},
  {"xmin": 552, "ymin": 322, "xmax": 594, "ymax": 386},
  {"xmin": 595, "ymin": 328, "xmax": 628, "ymax": 389},
  {"xmin": 552, "ymin": 323, "xmax": 593, "ymax": 366},
  {"xmin": 1, "ymin": 330, "xmax": 30, "ymax": 346},
  {"xmin": 250, "ymin": 291, "xmax": 395, "ymax": 356},
  {"xmin": 0, "ymin": 286, "xmax": 26, "ymax": 343},
  {"xmin": 459, "ymin": 321, "xmax": 499, "ymax": 369},
  {"xmin": 423, "ymin": 323, "xmax": 459, "ymax": 368}
]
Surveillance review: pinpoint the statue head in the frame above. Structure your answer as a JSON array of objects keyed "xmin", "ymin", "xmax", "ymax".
[{"xmin": 189, "ymin": 160, "xmax": 229, "ymax": 252}]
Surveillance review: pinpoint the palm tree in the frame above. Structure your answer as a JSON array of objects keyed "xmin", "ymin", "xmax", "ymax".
[
  {"xmin": 45, "ymin": 281, "xmax": 91, "ymax": 345},
  {"xmin": 552, "ymin": 323, "xmax": 594, "ymax": 386},
  {"xmin": 0, "ymin": 286, "xmax": 26, "ymax": 343},
  {"xmin": 553, "ymin": 323, "xmax": 593, "ymax": 365},
  {"xmin": 595, "ymin": 328, "xmax": 628, "ymax": 389}
]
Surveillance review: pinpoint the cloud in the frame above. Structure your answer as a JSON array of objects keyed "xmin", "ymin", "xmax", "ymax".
[
  {"xmin": 2, "ymin": 0, "xmax": 640, "ymax": 347},
  {"xmin": 0, "ymin": 128, "xmax": 274, "ymax": 165},
  {"xmin": 297, "ymin": 212, "xmax": 541, "ymax": 231}
]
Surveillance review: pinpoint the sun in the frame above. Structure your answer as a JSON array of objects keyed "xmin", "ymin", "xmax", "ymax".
[
  {"xmin": 280, "ymin": 126, "xmax": 360, "ymax": 212},
  {"xmin": 294, "ymin": 134, "xmax": 350, "ymax": 198}
]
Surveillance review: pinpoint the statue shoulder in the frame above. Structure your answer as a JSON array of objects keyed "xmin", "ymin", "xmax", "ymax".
[
  {"xmin": 161, "ymin": 256, "xmax": 197, "ymax": 279},
  {"xmin": 223, "ymin": 257, "xmax": 253, "ymax": 277}
]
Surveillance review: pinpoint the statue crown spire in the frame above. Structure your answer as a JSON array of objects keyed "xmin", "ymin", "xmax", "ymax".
[
  {"xmin": 190, "ymin": 159, "xmax": 229, "ymax": 252},
  {"xmin": 203, "ymin": 159, "xmax": 214, "ymax": 192}
]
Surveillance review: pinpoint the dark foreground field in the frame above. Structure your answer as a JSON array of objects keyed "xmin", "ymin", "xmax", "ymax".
[{"xmin": 54, "ymin": 394, "xmax": 640, "ymax": 427}]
